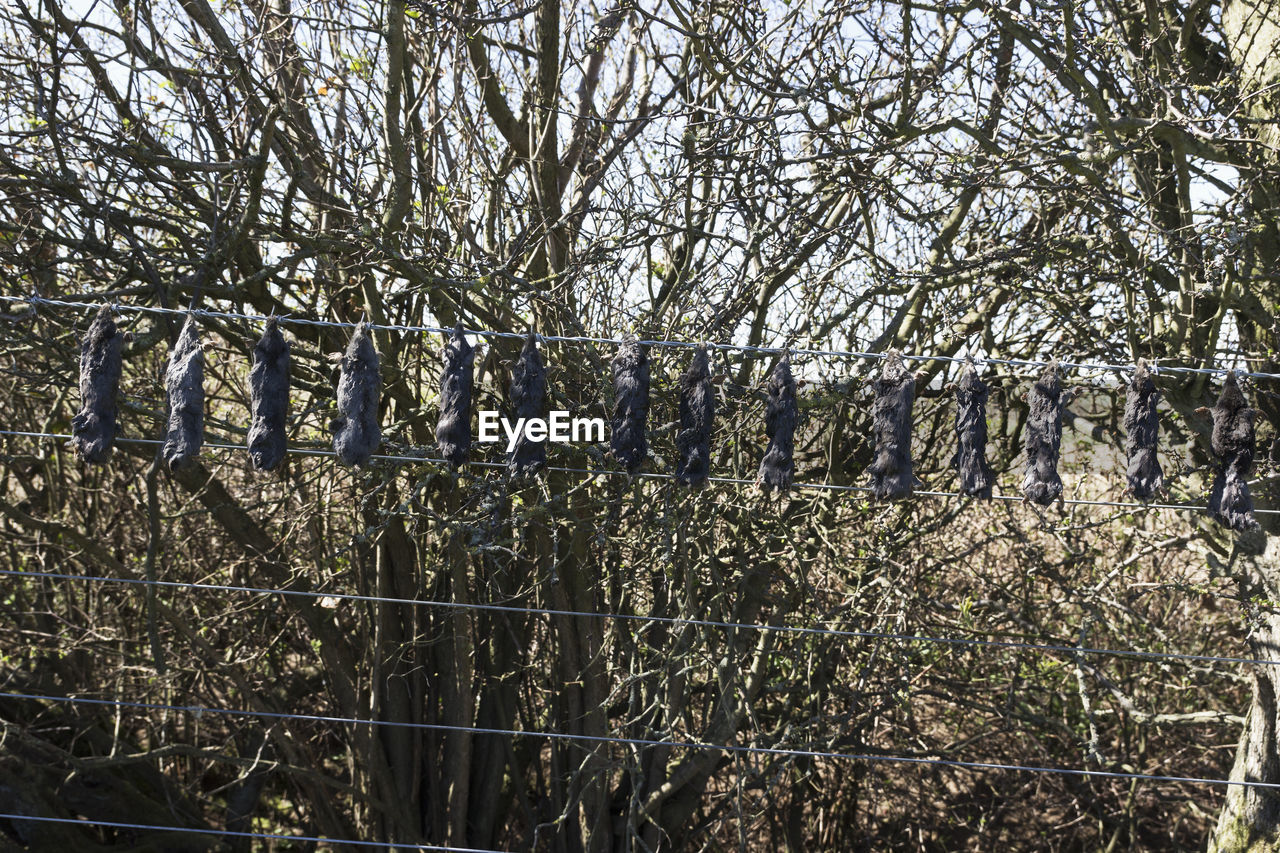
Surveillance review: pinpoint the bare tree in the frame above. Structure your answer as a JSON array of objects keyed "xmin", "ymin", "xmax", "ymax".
[{"xmin": 0, "ymin": 0, "xmax": 1275, "ymax": 850}]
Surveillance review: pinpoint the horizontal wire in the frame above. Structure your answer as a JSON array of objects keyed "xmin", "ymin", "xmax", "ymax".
[
  {"xmin": 3, "ymin": 428, "xmax": 1275, "ymax": 515},
  {"xmin": 4, "ymin": 293, "xmax": 1279, "ymax": 380},
  {"xmin": 2, "ymin": 691, "xmax": 1269, "ymax": 791},
  {"xmin": 0, "ymin": 813, "xmax": 500, "ymax": 852},
  {"xmin": 3, "ymin": 567, "xmax": 1271, "ymax": 668}
]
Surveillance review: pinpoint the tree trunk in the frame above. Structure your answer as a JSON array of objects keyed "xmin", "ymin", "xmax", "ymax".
[
  {"xmin": 1213, "ymin": 0, "xmax": 1280, "ymax": 847},
  {"xmin": 1210, "ymin": 534, "xmax": 1280, "ymax": 852}
]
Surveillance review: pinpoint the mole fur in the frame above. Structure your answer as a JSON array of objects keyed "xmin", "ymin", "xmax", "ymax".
[
  {"xmin": 162, "ymin": 314, "xmax": 205, "ymax": 471},
  {"xmin": 675, "ymin": 346, "xmax": 714, "ymax": 488},
  {"xmin": 610, "ymin": 335, "xmax": 650, "ymax": 472},
  {"xmin": 1123, "ymin": 361, "xmax": 1163, "ymax": 500},
  {"xmin": 436, "ymin": 323, "xmax": 475, "ymax": 469},
  {"xmin": 70, "ymin": 305, "xmax": 123, "ymax": 464},
  {"xmin": 952, "ymin": 363, "xmax": 995, "ymax": 499},
  {"xmin": 759, "ymin": 353, "xmax": 797, "ymax": 492},
  {"xmin": 868, "ymin": 350, "xmax": 916, "ymax": 501},
  {"xmin": 1022, "ymin": 361, "xmax": 1065, "ymax": 506},
  {"xmin": 330, "ymin": 322, "xmax": 382, "ymax": 467},
  {"xmin": 247, "ymin": 317, "xmax": 290, "ymax": 472},
  {"xmin": 508, "ymin": 329, "xmax": 547, "ymax": 479},
  {"xmin": 1207, "ymin": 373, "xmax": 1259, "ymax": 531}
]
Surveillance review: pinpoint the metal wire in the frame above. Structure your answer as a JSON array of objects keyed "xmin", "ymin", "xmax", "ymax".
[
  {"xmin": 3, "ymin": 428, "xmax": 1274, "ymax": 515},
  {"xmin": 1, "ymin": 567, "xmax": 1267, "ymax": 668},
  {"xmin": 4, "ymin": 300, "xmax": 1272, "ymax": 815},
  {"xmin": 0, "ymin": 813, "xmax": 501, "ymax": 851},
  {"xmin": 2, "ymin": 691, "xmax": 1270, "ymax": 790},
  {"xmin": 3, "ymin": 293, "xmax": 1279, "ymax": 380}
]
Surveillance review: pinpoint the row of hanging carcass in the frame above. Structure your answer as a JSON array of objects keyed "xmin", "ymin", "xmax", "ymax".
[{"xmin": 66, "ymin": 305, "xmax": 1261, "ymax": 531}]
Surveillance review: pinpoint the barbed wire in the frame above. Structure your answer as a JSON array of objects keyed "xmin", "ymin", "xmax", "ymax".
[
  {"xmin": 3, "ymin": 294, "xmax": 1279, "ymax": 379},
  {"xmin": 0, "ymin": 567, "xmax": 1267, "ymax": 668},
  {"xmin": 1, "ymin": 691, "xmax": 1270, "ymax": 790},
  {"xmin": 0, "ymin": 813, "xmax": 501, "ymax": 851},
  {"xmin": 2, "ymin": 429, "xmax": 1275, "ymax": 515}
]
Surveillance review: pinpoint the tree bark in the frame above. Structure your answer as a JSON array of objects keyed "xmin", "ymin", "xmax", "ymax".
[
  {"xmin": 1210, "ymin": 534, "xmax": 1280, "ymax": 852},
  {"xmin": 1212, "ymin": 0, "xmax": 1280, "ymax": 847}
]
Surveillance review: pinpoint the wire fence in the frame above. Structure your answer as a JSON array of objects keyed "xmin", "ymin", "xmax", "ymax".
[
  {"xmin": 0, "ymin": 812, "xmax": 503, "ymax": 851},
  {"xmin": 1, "ymin": 567, "xmax": 1268, "ymax": 668},
  {"xmin": 2, "ymin": 691, "xmax": 1271, "ymax": 790},
  {"xmin": 4, "ymin": 293, "xmax": 1280, "ymax": 379},
  {"xmin": 2, "ymin": 429, "xmax": 1275, "ymax": 515},
  {"xmin": 1, "ymin": 292, "xmax": 1275, "ymax": 841}
]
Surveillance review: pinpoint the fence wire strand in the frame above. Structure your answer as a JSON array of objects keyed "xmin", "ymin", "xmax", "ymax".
[
  {"xmin": 4, "ymin": 293, "xmax": 1280, "ymax": 379},
  {"xmin": 0, "ymin": 812, "xmax": 502, "ymax": 851},
  {"xmin": 1, "ymin": 691, "xmax": 1273, "ymax": 791},
  {"xmin": 1, "ymin": 429, "xmax": 1274, "ymax": 515},
  {"xmin": 1, "ymin": 293, "xmax": 1275, "ymax": 819},
  {"xmin": 0, "ymin": 567, "xmax": 1269, "ymax": 668}
]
